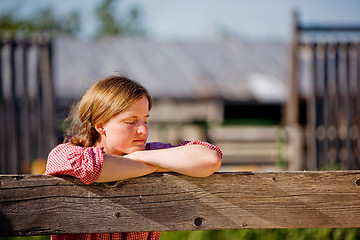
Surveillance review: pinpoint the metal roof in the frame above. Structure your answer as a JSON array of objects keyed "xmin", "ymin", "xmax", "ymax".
[{"xmin": 54, "ymin": 37, "xmax": 289, "ymax": 103}]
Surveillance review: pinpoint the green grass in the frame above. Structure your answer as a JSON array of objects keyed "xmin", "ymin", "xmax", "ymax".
[
  {"xmin": 0, "ymin": 236, "xmax": 49, "ymax": 240},
  {"xmin": 160, "ymin": 228, "xmax": 360, "ymax": 240}
]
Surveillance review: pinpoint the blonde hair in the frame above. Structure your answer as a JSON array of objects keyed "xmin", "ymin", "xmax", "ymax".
[{"xmin": 65, "ymin": 75, "xmax": 152, "ymax": 147}]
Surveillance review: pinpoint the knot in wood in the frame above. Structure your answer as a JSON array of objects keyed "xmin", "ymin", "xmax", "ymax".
[
  {"xmin": 194, "ymin": 217, "xmax": 203, "ymax": 226},
  {"xmin": 355, "ymin": 179, "xmax": 360, "ymax": 187},
  {"xmin": 104, "ymin": 181, "xmax": 120, "ymax": 188}
]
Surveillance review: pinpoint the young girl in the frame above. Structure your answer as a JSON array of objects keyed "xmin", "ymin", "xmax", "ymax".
[{"xmin": 45, "ymin": 75, "xmax": 223, "ymax": 240}]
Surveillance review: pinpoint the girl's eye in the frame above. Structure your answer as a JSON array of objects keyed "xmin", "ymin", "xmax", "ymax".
[{"xmin": 125, "ymin": 120, "xmax": 136, "ymax": 125}]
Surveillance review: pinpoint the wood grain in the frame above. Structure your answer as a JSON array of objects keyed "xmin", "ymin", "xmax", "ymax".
[{"xmin": 1, "ymin": 171, "xmax": 360, "ymax": 236}]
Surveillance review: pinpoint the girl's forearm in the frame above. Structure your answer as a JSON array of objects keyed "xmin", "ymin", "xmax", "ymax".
[
  {"xmin": 95, "ymin": 154, "xmax": 158, "ymax": 182},
  {"xmin": 95, "ymin": 145, "xmax": 222, "ymax": 182},
  {"xmin": 126, "ymin": 145, "xmax": 222, "ymax": 177}
]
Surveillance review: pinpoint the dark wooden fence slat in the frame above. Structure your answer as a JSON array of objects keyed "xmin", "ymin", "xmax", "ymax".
[
  {"xmin": 8, "ymin": 40, "xmax": 19, "ymax": 173},
  {"xmin": 1, "ymin": 171, "xmax": 360, "ymax": 237},
  {"xmin": 35, "ymin": 42, "xmax": 43, "ymax": 160},
  {"xmin": 326, "ymin": 44, "xmax": 338, "ymax": 164},
  {"xmin": 39, "ymin": 40, "xmax": 55, "ymax": 157},
  {"xmin": 334, "ymin": 43, "xmax": 342, "ymax": 166},
  {"xmin": 357, "ymin": 44, "xmax": 360, "ymax": 167},
  {"xmin": 19, "ymin": 40, "xmax": 31, "ymax": 173},
  {"xmin": 323, "ymin": 43, "xmax": 330, "ymax": 168},
  {"xmin": 344, "ymin": 44, "xmax": 352, "ymax": 169},
  {"xmin": 315, "ymin": 44, "xmax": 325, "ymax": 168},
  {"xmin": 0, "ymin": 40, "xmax": 5, "ymax": 174},
  {"xmin": 306, "ymin": 43, "xmax": 317, "ymax": 170}
]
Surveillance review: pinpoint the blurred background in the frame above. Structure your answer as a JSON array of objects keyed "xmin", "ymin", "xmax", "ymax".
[{"xmin": 0, "ymin": 0, "xmax": 360, "ymax": 175}]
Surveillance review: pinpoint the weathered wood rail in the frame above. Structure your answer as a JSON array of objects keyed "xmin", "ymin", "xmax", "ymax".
[{"xmin": 1, "ymin": 171, "xmax": 360, "ymax": 237}]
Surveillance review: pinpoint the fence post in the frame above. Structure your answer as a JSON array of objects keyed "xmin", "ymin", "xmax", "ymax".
[
  {"xmin": 286, "ymin": 11, "xmax": 303, "ymax": 171},
  {"xmin": 0, "ymin": 38, "xmax": 5, "ymax": 173}
]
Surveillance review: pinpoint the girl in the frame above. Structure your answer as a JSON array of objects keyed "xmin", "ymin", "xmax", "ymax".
[{"xmin": 45, "ymin": 75, "xmax": 223, "ymax": 240}]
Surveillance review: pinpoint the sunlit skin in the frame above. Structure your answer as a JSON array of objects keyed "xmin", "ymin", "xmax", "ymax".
[{"xmin": 94, "ymin": 95, "xmax": 150, "ymax": 156}]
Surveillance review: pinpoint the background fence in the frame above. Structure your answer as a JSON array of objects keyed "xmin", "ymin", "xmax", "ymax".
[
  {"xmin": 304, "ymin": 41, "xmax": 360, "ymax": 170},
  {"xmin": 0, "ymin": 36, "xmax": 55, "ymax": 174},
  {"xmin": 286, "ymin": 12, "xmax": 360, "ymax": 170}
]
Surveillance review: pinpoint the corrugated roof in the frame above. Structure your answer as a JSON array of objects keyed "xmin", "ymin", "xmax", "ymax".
[{"xmin": 54, "ymin": 37, "xmax": 289, "ymax": 102}]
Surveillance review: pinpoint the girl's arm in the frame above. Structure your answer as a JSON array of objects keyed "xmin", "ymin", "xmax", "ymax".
[
  {"xmin": 46, "ymin": 142, "xmax": 221, "ymax": 184},
  {"xmin": 125, "ymin": 144, "xmax": 222, "ymax": 177},
  {"xmin": 95, "ymin": 154, "xmax": 158, "ymax": 182},
  {"xmin": 46, "ymin": 143, "xmax": 159, "ymax": 184}
]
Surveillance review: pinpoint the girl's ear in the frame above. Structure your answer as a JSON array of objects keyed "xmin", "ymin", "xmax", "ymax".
[{"xmin": 94, "ymin": 123, "xmax": 106, "ymax": 136}]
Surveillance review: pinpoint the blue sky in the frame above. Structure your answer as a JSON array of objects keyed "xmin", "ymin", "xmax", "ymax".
[{"xmin": 1, "ymin": 0, "xmax": 360, "ymax": 41}]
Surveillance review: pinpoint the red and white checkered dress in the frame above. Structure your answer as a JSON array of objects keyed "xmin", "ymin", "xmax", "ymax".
[{"xmin": 45, "ymin": 141, "xmax": 223, "ymax": 240}]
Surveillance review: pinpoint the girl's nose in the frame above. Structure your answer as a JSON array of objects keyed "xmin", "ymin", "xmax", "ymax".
[{"xmin": 137, "ymin": 123, "xmax": 148, "ymax": 135}]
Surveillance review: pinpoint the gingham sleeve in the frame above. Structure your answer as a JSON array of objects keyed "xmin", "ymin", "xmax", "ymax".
[
  {"xmin": 179, "ymin": 140, "xmax": 223, "ymax": 159},
  {"xmin": 45, "ymin": 143, "xmax": 104, "ymax": 185},
  {"xmin": 146, "ymin": 140, "xmax": 223, "ymax": 160}
]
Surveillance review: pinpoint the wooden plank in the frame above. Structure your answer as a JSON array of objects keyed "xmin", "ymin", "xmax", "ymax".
[
  {"xmin": 149, "ymin": 99, "xmax": 223, "ymax": 123},
  {"xmin": 1, "ymin": 171, "xmax": 360, "ymax": 236},
  {"xmin": 216, "ymin": 142, "xmax": 278, "ymax": 164},
  {"xmin": 208, "ymin": 126, "xmax": 281, "ymax": 143}
]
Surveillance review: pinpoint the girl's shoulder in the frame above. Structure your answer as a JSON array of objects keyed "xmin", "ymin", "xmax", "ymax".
[
  {"xmin": 49, "ymin": 142, "xmax": 104, "ymax": 158},
  {"xmin": 50, "ymin": 142, "xmax": 84, "ymax": 155},
  {"xmin": 46, "ymin": 143, "xmax": 104, "ymax": 184}
]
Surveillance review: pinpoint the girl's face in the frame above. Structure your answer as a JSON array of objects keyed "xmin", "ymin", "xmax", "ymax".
[{"xmin": 95, "ymin": 95, "xmax": 150, "ymax": 156}]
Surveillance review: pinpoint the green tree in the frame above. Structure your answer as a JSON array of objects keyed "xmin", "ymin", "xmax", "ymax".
[
  {"xmin": 95, "ymin": 0, "xmax": 146, "ymax": 38},
  {"xmin": 0, "ymin": 0, "xmax": 146, "ymax": 39},
  {"xmin": 0, "ymin": 7, "xmax": 80, "ymax": 36}
]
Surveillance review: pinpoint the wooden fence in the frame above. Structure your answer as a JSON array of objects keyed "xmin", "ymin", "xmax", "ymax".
[
  {"xmin": 1, "ymin": 171, "xmax": 360, "ymax": 237},
  {"xmin": 286, "ymin": 12, "xmax": 360, "ymax": 171},
  {"xmin": 0, "ymin": 36, "xmax": 55, "ymax": 174},
  {"xmin": 303, "ymin": 41, "xmax": 360, "ymax": 170}
]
